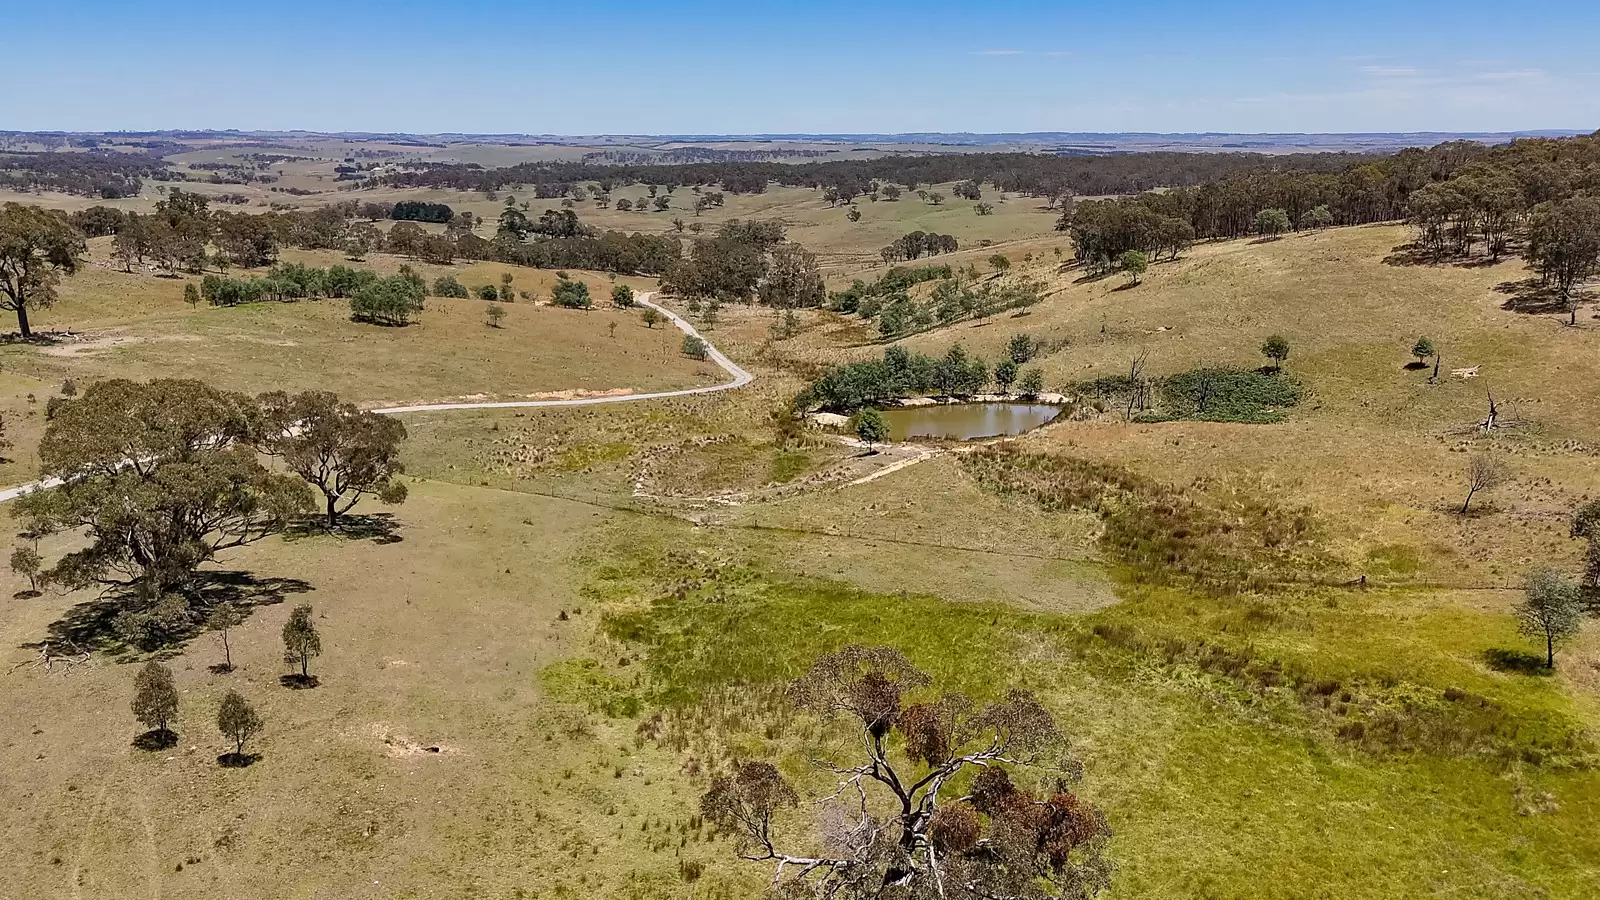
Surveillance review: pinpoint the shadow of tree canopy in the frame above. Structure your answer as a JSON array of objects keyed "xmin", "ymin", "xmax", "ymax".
[
  {"xmin": 1494, "ymin": 277, "xmax": 1575, "ymax": 316},
  {"xmin": 1483, "ymin": 647, "xmax": 1554, "ymax": 676},
  {"xmin": 132, "ymin": 728, "xmax": 179, "ymax": 751},
  {"xmin": 1383, "ymin": 241, "xmax": 1519, "ymax": 269},
  {"xmin": 283, "ymin": 512, "xmax": 403, "ymax": 545},
  {"xmin": 217, "ymin": 752, "xmax": 262, "ymax": 768},
  {"xmin": 35, "ymin": 571, "xmax": 313, "ymax": 655}
]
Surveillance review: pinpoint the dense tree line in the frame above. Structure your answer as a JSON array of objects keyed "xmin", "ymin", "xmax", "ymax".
[
  {"xmin": 658, "ymin": 219, "xmax": 824, "ymax": 307},
  {"xmin": 0, "ymin": 149, "xmax": 163, "ymax": 198},
  {"xmin": 200, "ymin": 262, "xmax": 381, "ymax": 305},
  {"xmin": 64, "ymin": 190, "xmax": 685, "ymax": 277},
  {"xmin": 1395, "ymin": 133, "xmax": 1600, "ymax": 322},
  {"xmin": 879, "ymin": 230, "xmax": 959, "ymax": 263},
  {"xmin": 799, "ymin": 341, "xmax": 1045, "ymax": 410},
  {"xmin": 825, "ymin": 262, "xmax": 1043, "ymax": 335},
  {"xmin": 377, "ymin": 148, "xmax": 1373, "ymax": 200},
  {"xmin": 390, "ymin": 200, "xmax": 455, "ymax": 223},
  {"xmin": 1058, "ymin": 132, "xmax": 1600, "ymax": 274}
]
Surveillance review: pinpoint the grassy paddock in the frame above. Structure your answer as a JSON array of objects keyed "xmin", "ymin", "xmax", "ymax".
[{"xmin": 579, "ymin": 522, "xmax": 1600, "ymax": 899}]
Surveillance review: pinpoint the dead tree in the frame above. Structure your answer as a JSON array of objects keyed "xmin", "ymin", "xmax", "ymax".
[
  {"xmin": 702, "ymin": 646, "xmax": 1113, "ymax": 899},
  {"xmin": 8, "ymin": 641, "xmax": 91, "ymax": 676},
  {"xmin": 1479, "ymin": 389, "xmax": 1500, "ymax": 432},
  {"xmin": 1124, "ymin": 352, "xmax": 1149, "ymax": 422},
  {"xmin": 1462, "ymin": 452, "xmax": 1508, "ymax": 514}
]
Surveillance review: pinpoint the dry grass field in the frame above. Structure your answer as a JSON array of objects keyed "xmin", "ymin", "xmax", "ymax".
[
  {"xmin": 4, "ymin": 207, "xmax": 1600, "ymax": 900},
  {"xmin": 0, "ymin": 245, "xmax": 718, "ymax": 484}
]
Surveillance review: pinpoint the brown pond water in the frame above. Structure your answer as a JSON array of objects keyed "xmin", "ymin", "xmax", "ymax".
[{"xmin": 879, "ymin": 403, "xmax": 1063, "ymax": 441}]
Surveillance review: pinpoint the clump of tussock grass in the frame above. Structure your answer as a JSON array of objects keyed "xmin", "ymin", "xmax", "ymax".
[
  {"xmin": 958, "ymin": 446, "xmax": 1333, "ymax": 591},
  {"xmin": 1083, "ymin": 619, "xmax": 1595, "ymax": 768}
]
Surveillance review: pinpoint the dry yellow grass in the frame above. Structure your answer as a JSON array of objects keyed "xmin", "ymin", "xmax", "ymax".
[
  {"xmin": 0, "ymin": 482, "xmax": 749, "ymax": 899},
  {"xmin": 0, "ymin": 246, "xmax": 709, "ymax": 416},
  {"xmin": 6, "ymin": 207, "xmax": 1600, "ymax": 898}
]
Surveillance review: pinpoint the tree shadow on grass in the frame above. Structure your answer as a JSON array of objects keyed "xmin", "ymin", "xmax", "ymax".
[
  {"xmin": 279, "ymin": 674, "xmax": 320, "ymax": 690},
  {"xmin": 12, "ymin": 589, "xmax": 41, "ymax": 600},
  {"xmin": 1483, "ymin": 648, "xmax": 1554, "ymax": 676},
  {"xmin": 132, "ymin": 728, "xmax": 179, "ymax": 751},
  {"xmin": 216, "ymin": 752, "xmax": 261, "ymax": 768},
  {"xmin": 1494, "ymin": 277, "xmax": 1572, "ymax": 316},
  {"xmin": 283, "ymin": 513, "xmax": 403, "ymax": 546},
  {"xmin": 1403, "ymin": 361, "xmax": 1430, "ymax": 371},
  {"xmin": 37, "ymin": 571, "xmax": 313, "ymax": 655}
]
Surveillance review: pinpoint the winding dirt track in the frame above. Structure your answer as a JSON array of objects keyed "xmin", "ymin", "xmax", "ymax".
[{"xmin": 0, "ymin": 293, "xmax": 751, "ymax": 503}]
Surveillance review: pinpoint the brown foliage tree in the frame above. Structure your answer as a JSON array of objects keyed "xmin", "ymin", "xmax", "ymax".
[{"xmin": 702, "ymin": 646, "xmax": 1112, "ymax": 899}]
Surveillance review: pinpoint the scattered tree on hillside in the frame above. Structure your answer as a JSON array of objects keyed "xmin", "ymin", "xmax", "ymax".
[
  {"xmin": 256, "ymin": 390, "xmax": 408, "ymax": 529},
  {"xmin": 183, "ymin": 283, "xmax": 201, "ymax": 308},
  {"xmin": 1411, "ymin": 336, "xmax": 1437, "ymax": 367},
  {"xmin": 552, "ymin": 277, "xmax": 592, "ymax": 309},
  {"xmin": 350, "ymin": 275, "xmax": 425, "ymax": 326},
  {"xmin": 1526, "ymin": 196, "xmax": 1600, "ymax": 325},
  {"xmin": 641, "ymin": 307, "xmax": 663, "ymax": 328},
  {"xmin": 432, "ymin": 275, "xmax": 470, "ymax": 298},
  {"xmin": 990, "ymin": 254, "xmax": 1011, "ymax": 273},
  {"xmin": 1516, "ymin": 565, "xmax": 1584, "ymax": 668},
  {"xmin": 928, "ymin": 192, "xmax": 945, "ymax": 206},
  {"xmin": 995, "ymin": 359, "xmax": 1019, "ymax": 394},
  {"xmin": 216, "ymin": 690, "xmax": 262, "ymax": 763},
  {"xmin": 1254, "ymin": 208, "xmax": 1292, "ymax": 237},
  {"xmin": 771, "ymin": 307, "xmax": 801, "ymax": 341},
  {"xmin": 10, "ymin": 545, "xmax": 42, "ymax": 593},
  {"xmin": 486, "ymin": 303, "xmax": 506, "ymax": 328},
  {"xmin": 1303, "ymin": 205, "xmax": 1335, "ymax": 230},
  {"xmin": 682, "ymin": 335, "xmax": 708, "ymax": 360},
  {"xmin": 854, "ymin": 408, "xmax": 888, "ymax": 451},
  {"xmin": 1571, "ymin": 499, "xmax": 1600, "ymax": 591},
  {"xmin": 206, "ymin": 600, "xmax": 243, "ymax": 673},
  {"xmin": 953, "ymin": 180, "xmax": 983, "ymax": 200},
  {"xmin": 16, "ymin": 379, "xmax": 312, "ymax": 602},
  {"xmin": 701, "ymin": 645, "xmax": 1112, "ymax": 899},
  {"xmin": 848, "ymin": 207, "xmax": 863, "ymax": 222},
  {"xmin": 1258, "ymin": 334, "xmax": 1290, "ymax": 373},
  {"xmin": 474, "ymin": 283, "xmax": 500, "ymax": 301},
  {"xmin": 281, "ymin": 604, "xmax": 322, "ymax": 684},
  {"xmin": 881, "ymin": 184, "xmax": 902, "ymax": 201},
  {"xmin": 0, "ymin": 202, "xmax": 86, "ymax": 339},
  {"xmin": 132, "ymin": 661, "xmax": 180, "ymax": 743},
  {"xmin": 975, "ymin": 202, "xmax": 994, "ymax": 216},
  {"xmin": 1008, "ymin": 332, "xmax": 1037, "ymax": 364},
  {"xmin": 499, "ymin": 272, "xmax": 515, "ymax": 300},
  {"xmin": 1461, "ymin": 452, "xmax": 1508, "ymax": 514},
  {"xmin": 1118, "ymin": 250, "xmax": 1148, "ymax": 285},
  {"xmin": 1019, "ymin": 366, "xmax": 1046, "ymax": 398},
  {"xmin": 611, "ymin": 284, "xmax": 635, "ymax": 308}
]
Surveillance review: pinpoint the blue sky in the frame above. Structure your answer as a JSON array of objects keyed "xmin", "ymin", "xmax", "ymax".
[{"xmin": 5, "ymin": 0, "xmax": 1598, "ymax": 134}]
